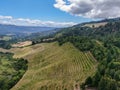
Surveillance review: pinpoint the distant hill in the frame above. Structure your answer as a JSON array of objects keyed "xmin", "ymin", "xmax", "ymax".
[
  {"xmin": 0, "ymin": 24, "xmax": 56, "ymax": 35},
  {"xmin": 74, "ymin": 17, "xmax": 120, "ymax": 28},
  {"xmin": 55, "ymin": 17, "xmax": 120, "ymax": 38}
]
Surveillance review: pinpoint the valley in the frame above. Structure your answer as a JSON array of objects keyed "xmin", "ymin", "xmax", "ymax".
[{"xmin": 0, "ymin": 15, "xmax": 120, "ymax": 90}]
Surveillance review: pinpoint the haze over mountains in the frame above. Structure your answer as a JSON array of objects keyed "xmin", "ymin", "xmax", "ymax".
[
  {"xmin": 0, "ymin": 24, "xmax": 56, "ymax": 35},
  {"xmin": 1, "ymin": 17, "xmax": 120, "ymax": 35}
]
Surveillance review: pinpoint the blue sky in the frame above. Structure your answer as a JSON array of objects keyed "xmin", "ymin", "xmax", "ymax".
[
  {"xmin": 0, "ymin": 0, "xmax": 93, "ymax": 27},
  {"xmin": 0, "ymin": 0, "xmax": 119, "ymax": 27},
  {"xmin": 0, "ymin": 0, "xmax": 91, "ymax": 22}
]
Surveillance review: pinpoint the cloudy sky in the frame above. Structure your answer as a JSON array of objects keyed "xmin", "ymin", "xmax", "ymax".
[{"xmin": 0, "ymin": 0, "xmax": 120, "ymax": 27}]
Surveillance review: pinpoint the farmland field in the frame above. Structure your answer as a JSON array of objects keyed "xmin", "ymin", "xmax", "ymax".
[
  {"xmin": 10, "ymin": 42, "xmax": 97, "ymax": 90},
  {"xmin": 12, "ymin": 41, "xmax": 32, "ymax": 48}
]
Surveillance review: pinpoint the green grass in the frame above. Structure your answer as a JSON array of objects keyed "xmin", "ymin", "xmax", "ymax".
[
  {"xmin": 0, "ymin": 57, "xmax": 15, "ymax": 75},
  {"xmin": 0, "ymin": 53, "xmax": 14, "ymax": 77},
  {"xmin": 11, "ymin": 42, "xmax": 97, "ymax": 90}
]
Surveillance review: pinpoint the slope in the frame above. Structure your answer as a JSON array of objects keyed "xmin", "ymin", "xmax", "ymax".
[{"xmin": 11, "ymin": 42, "xmax": 97, "ymax": 90}]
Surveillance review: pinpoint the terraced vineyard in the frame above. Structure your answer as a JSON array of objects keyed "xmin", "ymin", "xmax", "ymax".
[{"xmin": 11, "ymin": 42, "xmax": 97, "ymax": 90}]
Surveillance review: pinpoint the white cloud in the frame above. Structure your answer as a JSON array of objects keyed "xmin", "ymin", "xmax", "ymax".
[
  {"xmin": 0, "ymin": 15, "xmax": 76, "ymax": 27},
  {"xmin": 0, "ymin": 16, "xmax": 13, "ymax": 19},
  {"xmin": 54, "ymin": 0, "xmax": 120, "ymax": 19}
]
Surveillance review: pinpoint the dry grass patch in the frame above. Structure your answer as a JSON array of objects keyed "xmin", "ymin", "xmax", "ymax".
[
  {"xmin": 12, "ymin": 41, "xmax": 32, "ymax": 48},
  {"xmin": 83, "ymin": 22, "xmax": 107, "ymax": 28}
]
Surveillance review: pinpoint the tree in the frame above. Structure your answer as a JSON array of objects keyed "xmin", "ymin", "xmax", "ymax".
[
  {"xmin": 98, "ymin": 76, "xmax": 117, "ymax": 90},
  {"xmin": 98, "ymin": 77, "xmax": 108, "ymax": 90},
  {"xmin": 92, "ymin": 71, "xmax": 101, "ymax": 86},
  {"xmin": 85, "ymin": 76, "xmax": 92, "ymax": 86},
  {"xmin": 107, "ymin": 79, "xmax": 117, "ymax": 90}
]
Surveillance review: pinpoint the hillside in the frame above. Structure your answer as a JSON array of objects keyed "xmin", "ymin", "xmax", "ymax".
[
  {"xmin": 0, "ymin": 18, "xmax": 120, "ymax": 90},
  {"xmin": 55, "ymin": 21, "xmax": 120, "ymax": 90},
  {"xmin": 10, "ymin": 42, "xmax": 97, "ymax": 90}
]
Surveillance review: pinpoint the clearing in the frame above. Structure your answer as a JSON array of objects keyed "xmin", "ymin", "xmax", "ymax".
[{"xmin": 83, "ymin": 22, "xmax": 107, "ymax": 28}]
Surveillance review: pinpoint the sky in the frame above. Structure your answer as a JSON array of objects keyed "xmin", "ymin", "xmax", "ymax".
[{"xmin": 0, "ymin": 0, "xmax": 120, "ymax": 27}]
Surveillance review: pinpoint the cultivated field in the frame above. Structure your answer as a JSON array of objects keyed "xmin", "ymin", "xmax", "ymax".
[
  {"xmin": 12, "ymin": 41, "xmax": 32, "ymax": 48},
  {"xmin": 10, "ymin": 42, "xmax": 97, "ymax": 90}
]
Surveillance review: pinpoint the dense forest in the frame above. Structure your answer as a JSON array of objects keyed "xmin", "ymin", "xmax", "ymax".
[
  {"xmin": 56, "ymin": 21, "xmax": 120, "ymax": 90},
  {"xmin": 0, "ymin": 52, "xmax": 28, "ymax": 90}
]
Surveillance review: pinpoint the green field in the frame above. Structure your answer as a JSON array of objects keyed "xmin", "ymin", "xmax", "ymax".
[{"xmin": 11, "ymin": 42, "xmax": 97, "ymax": 90}]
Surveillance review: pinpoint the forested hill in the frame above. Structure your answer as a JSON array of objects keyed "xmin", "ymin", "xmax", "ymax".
[
  {"xmin": 56, "ymin": 20, "xmax": 120, "ymax": 43},
  {"xmin": 55, "ymin": 20, "xmax": 120, "ymax": 90}
]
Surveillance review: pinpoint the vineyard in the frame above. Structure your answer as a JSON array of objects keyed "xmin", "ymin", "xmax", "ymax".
[{"xmin": 11, "ymin": 42, "xmax": 97, "ymax": 90}]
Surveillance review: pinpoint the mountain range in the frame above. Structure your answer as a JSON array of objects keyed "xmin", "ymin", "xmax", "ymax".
[{"xmin": 0, "ymin": 24, "xmax": 55, "ymax": 35}]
